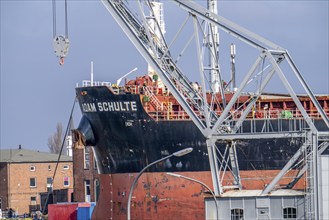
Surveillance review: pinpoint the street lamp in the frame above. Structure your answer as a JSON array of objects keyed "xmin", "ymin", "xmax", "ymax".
[
  {"xmin": 127, "ymin": 147, "xmax": 193, "ymax": 220},
  {"xmin": 166, "ymin": 172, "xmax": 219, "ymax": 220}
]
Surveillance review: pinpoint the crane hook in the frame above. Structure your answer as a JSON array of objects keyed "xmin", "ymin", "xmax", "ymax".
[
  {"xmin": 53, "ymin": 35, "xmax": 70, "ymax": 65},
  {"xmin": 59, "ymin": 57, "xmax": 65, "ymax": 65}
]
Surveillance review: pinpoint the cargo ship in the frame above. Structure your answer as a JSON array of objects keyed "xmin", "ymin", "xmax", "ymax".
[
  {"xmin": 72, "ymin": 1, "xmax": 329, "ymax": 219},
  {"xmin": 73, "ymin": 76, "xmax": 329, "ymax": 219}
]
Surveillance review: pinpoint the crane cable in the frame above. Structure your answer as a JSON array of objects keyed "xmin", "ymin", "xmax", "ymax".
[
  {"xmin": 41, "ymin": 97, "xmax": 77, "ymax": 215},
  {"xmin": 52, "ymin": 0, "xmax": 70, "ymax": 65},
  {"xmin": 52, "ymin": 0, "xmax": 56, "ymax": 38}
]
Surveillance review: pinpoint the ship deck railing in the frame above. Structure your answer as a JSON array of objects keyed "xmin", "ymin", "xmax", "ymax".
[
  {"xmin": 120, "ymin": 84, "xmax": 328, "ymax": 117},
  {"xmin": 77, "ymin": 82, "xmax": 329, "ymax": 124},
  {"xmin": 148, "ymin": 109, "xmax": 329, "ymax": 134},
  {"xmin": 80, "ymin": 80, "xmax": 112, "ymax": 87},
  {"xmin": 147, "ymin": 108, "xmax": 329, "ymax": 121}
]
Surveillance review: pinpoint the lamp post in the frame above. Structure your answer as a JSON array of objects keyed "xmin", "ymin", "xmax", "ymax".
[
  {"xmin": 166, "ymin": 172, "xmax": 219, "ymax": 220},
  {"xmin": 127, "ymin": 147, "xmax": 193, "ymax": 220}
]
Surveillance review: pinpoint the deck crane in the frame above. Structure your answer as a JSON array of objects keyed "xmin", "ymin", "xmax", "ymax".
[{"xmin": 99, "ymin": 0, "xmax": 329, "ymax": 219}]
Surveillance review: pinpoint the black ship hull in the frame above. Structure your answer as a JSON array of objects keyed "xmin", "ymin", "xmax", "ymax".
[
  {"xmin": 75, "ymin": 86, "xmax": 328, "ymax": 174},
  {"xmin": 74, "ymin": 85, "xmax": 328, "ymax": 219}
]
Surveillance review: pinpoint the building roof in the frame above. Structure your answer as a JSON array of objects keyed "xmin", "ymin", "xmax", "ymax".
[
  {"xmin": 218, "ymin": 189, "xmax": 304, "ymax": 198},
  {"xmin": 0, "ymin": 148, "xmax": 72, "ymax": 163}
]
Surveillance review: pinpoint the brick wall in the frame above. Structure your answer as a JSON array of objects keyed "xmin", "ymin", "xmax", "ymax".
[
  {"xmin": 4, "ymin": 161, "xmax": 73, "ymax": 215},
  {"xmin": 72, "ymin": 146, "xmax": 99, "ymax": 203}
]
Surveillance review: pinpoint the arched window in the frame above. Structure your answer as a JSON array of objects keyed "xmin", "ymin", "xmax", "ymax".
[
  {"xmin": 94, "ymin": 179, "xmax": 100, "ymax": 202},
  {"xmin": 84, "ymin": 147, "xmax": 90, "ymax": 169},
  {"xmin": 231, "ymin": 208, "xmax": 244, "ymax": 220},
  {"xmin": 283, "ymin": 207, "xmax": 297, "ymax": 219}
]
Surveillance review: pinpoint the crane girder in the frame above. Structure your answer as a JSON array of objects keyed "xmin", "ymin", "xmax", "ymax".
[
  {"xmin": 102, "ymin": 0, "xmax": 229, "ymax": 135},
  {"xmin": 101, "ymin": 0, "xmax": 329, "ymax": 202}
]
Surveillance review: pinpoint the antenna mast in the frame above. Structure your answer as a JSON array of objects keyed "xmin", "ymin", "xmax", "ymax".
[
  {"xmin": 207, "ymin": 0, "xmax": 226, "ymax": 106},
  {"xmin": 230, "ymin": 43, "xmax": 236, "ymax": 91},
  {"xmin": 91, "ymin": 61, "xmax": 94, "ymax": 86}
]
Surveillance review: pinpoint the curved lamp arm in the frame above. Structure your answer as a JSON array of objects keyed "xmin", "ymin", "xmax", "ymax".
[
  {"xmin": 127, "ymin": 147, "xmax": 193, "ymax": 220},
  {"xmin": 166, "ymin": 172, "xmax": 218, "ymax": 220}
]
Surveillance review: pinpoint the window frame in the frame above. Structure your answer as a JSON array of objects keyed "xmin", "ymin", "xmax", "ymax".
[
  {"xmin": 231, "ymin": 208, "xmax": 244, "ymax": 220},
  {"xmin": 84, "ymin": 147, "xmax": 90, "ymax": 169},
  {"xmin": 283, "ymin": 207, "xmax": 297, "ymax": 219},
  {"xmin": 30, "ymin": 177, "xmax": 37, "ymax": 188},
  {"xmin": 94, "ymin": 179, "xmax": 100, "ymax": 202},
  {"xmin": 30, "ymin": 196, "xmax": 37, "ymax": 205},
  {"xmin": 85, "ymin": 179, "xmax": 91, "ymax": 202},
  {"xmin": 30, "ymin": 165, "xmax": 36, "ymax": 172},
  {"xmin": 47, "ymin": 177, "xmax": 53, "ymax": 192},
  {"xmin": 63, "ymin": 176, "xmax": 70, "ymax": 187}
]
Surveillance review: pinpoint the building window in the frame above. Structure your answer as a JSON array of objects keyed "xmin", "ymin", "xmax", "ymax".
[
  {"xmin": 85, "ymin": 180, "xmax": 91, "ymax": 202},
  {"xmin": 47, "ymin": 177, "xmax": 53, "ymax": 192},
  {"xmin": 84, "ymin": 147, "xmax": 90, "ymax": 169},
  {"xmin": 30, "ymin": 178, "xmax": 37, "ymax": 187},
  {"xmin": 63, "ymin": 165, "xmax": 69, "ymax": 170},
  {"xmin": 94, "ymin": 179, "xmax": 100, "ymax": 202},
  {"xmin": 231, "ymin": 208, "xmax": 244, "ymax": 220},
  {"xmin": 30, "ymin": 196, "xmax": 37, "ymax": 205},
  {"xmin": 283, "ymin": 207, "xmax": 297, "ymax": 219},
  {"xmin": 64, "ymin": 176, "xmax": 70, "ymax": 187},
  {"xmin": 30, "ymin": 166, "xmax": 36, "ymax": 171},
  {"xmin": 94, "ymin": 158, "xmax": 97, "ymax": 170}
]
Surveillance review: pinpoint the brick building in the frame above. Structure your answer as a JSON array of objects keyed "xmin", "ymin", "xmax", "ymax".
[
  {"xmin": 72, "ymin": 145, "xmax": 100, "ymax": 203},
  {"xmin": 0, "ymin": 147, "xmax": 73, "ymax": 215}
]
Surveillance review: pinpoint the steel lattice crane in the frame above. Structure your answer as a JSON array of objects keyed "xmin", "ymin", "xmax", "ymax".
[{"xmin": 99, "ymin": 0, "xmax": 329, "ymax": 218}]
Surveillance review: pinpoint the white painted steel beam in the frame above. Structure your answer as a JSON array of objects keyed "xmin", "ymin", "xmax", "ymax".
[
  {"xmin": 193, "ymin": 15, "xmax": 211, "ymax": 129},
  {"xmin": 228, "ymin": 141, "xmax": 242, "ymax": 189},
  {"xmin": 312, "ymin": 133, "xmax": 320, "ymax": 220},
  {"xmin": 266, "ymin": 51, "xmax": 318, "ymax": 132},
  {"xmin": 101, "ymin": 1, "xmax": 329, "ymax": 204},
  {"xmin": 206, "ymin": 139, "xmax": 222, "ymax": 195},
  {"xmin": 209, "ymin": 53, "xmax": 266, "ymax": 136},
  {"xmin": 285, "ymin": 52, "xmax": 329, "ymax": 129},
  {"xmin": 171, "ymin": 0, "xmax": 281, "ymax": 50},
  {"xmin": 232, "ymin": 66, "xmax": 276, "ymax": 133},
  {"xmin": 211, "ymin": 131, "xmax": 305, "ymax": 140},
  {"xmin": 262, "ymin": 141, "xmax": 307, "ymax": 195},
  {"xmin": 101, "ymin": 0, "xmax": 207, "ymax": 134}
]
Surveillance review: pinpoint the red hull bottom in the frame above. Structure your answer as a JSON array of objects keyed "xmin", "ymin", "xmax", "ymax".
[{"xmin": 92, "ymin": 171, "xmax": 304, "ymax": 220}]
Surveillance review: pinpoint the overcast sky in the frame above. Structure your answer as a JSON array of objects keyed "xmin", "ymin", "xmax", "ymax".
[{"xmin": 1, "ymin": 0, "xmax": 328, "ymax": 153}]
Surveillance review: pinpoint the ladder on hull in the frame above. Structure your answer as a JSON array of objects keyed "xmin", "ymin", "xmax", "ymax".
[{"xmin": 143, "ymin": 86, "xmax": 167, "ymax": 111}]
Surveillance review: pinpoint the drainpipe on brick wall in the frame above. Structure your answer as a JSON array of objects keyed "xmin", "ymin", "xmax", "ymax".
[{"xmin": 7, "ymin": 162, "xmax": 11, "ymax": 209}]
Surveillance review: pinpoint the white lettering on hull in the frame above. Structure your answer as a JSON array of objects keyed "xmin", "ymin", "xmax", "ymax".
[
  {"xmin": 82, "ymin": 103, "xmax": 97, "ymax": 112},
  {"xmin": 82, "ymin": 101, "xmax": 137, "ymax": 113}
]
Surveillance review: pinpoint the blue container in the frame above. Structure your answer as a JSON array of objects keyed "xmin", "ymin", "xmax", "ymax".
[{"xmin": 77, "ymin": 202, "xmax": 96, "ymax": 220}]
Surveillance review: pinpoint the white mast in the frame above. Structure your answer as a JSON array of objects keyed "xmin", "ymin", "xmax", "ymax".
[
  {"xmin": 208, "ymin": 0, "xmax": 220, "ymax": 93},
  {"xmin": 230, "ymin": 43, "xmax": 237, "ymax": 91},
  {"xmin": 147, "ymin": 1, "xmax": 165, "ymax": 89},
  {"xmin": 91, "ymin": 61, "xmax": 94, "ymax": 86}
]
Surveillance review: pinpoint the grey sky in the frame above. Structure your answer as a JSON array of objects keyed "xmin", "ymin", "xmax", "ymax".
[{"xmin": 1, "ymin": 1, "xmax": 328, "ymax": 152}]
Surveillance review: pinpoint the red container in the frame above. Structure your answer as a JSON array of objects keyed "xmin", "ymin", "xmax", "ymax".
[{"xmin": 48, "ymin": 203, "xmax": 78, "ymax": 220}]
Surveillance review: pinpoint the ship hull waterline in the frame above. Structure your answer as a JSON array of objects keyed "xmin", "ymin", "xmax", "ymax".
[{"xmin": 91, "ymin": 171, "xmax": 304, "ymax": 220}]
